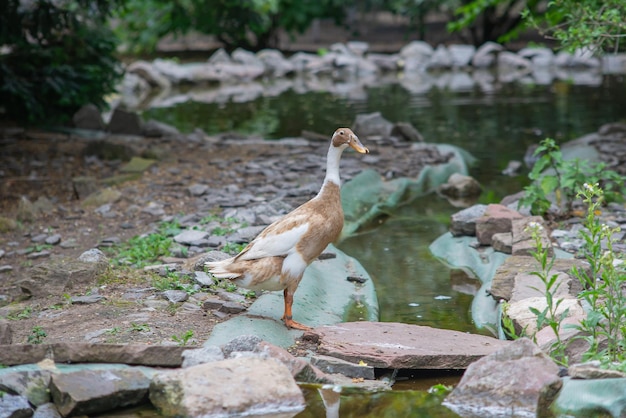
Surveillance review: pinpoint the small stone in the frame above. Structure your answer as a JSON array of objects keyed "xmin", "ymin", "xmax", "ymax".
[
  {"xmin": 162, "ymin": 290, "xmax": 189, "ymax": 303},
  {"xmin": 182, "ymin": 345, "xmax": 225, "ymax": 368},
  {"xmin": 218, "ymin": 301, "xmax": 246, "ymax": 314},
  {"xmin": 142, "ymin": 202, "xmax": 165, "ymax": 216},
  {"xmin": 188, "ymin": 184, "xmax": 209, "ymax": 196},
  {"xmin": 31, "ymin": 233, "xmax": 48, "ymax": 243},
  {"xmin": 78, "ymin": 249, "xmax": 108, "ymax": 263},
  {"xmin": 45, "ymin": 234, "xmax": 62, "ymax": 245},
  {"xmin": 71, "ymin": 294, "xmax": 106, "ymax": 304},
  {"xmin": 60, "ymin": 239, "xmax": 78, "ymax": 249},
  {"xmin": 174, "ymin": 230, "xmax": 209, "ymax": 246},
  {"xmin": 193, "ymin": 271, "xmax": 215, "ymax": 286},
  {"xmin": 27, "ymin": 250, "xmax": 51, "ymax": 259},
  {"xmin": 0, "ymin": 265, "xmax": 14, "ymax": 273}
]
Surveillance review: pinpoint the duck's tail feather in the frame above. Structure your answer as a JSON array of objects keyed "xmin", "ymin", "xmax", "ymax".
[{"xmin": 205, "ymin": 258, "xmax": 241, "ymax": 280}]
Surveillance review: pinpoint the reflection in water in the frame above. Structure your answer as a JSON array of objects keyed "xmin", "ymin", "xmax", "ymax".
[{"xmin": 339, "ymin": 195, "xmax": 494, "ymax": 334}]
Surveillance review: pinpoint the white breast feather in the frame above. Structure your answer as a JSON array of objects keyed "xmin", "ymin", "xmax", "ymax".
[{"xmin": 240, "ymin": 222, "xmax": 309, "ymax": 260}]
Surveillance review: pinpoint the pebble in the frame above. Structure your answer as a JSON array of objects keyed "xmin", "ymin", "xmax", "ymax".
[
  {"xmin": 45, "ymin": 234, "xmax": 62, "ymax": 245},
  {"xmin": 60, "ymin": 238, "xmax": 78, "ymax": 248},
  {"xmin": 0, "ymin": 250, "xmax": 4, "ymax": 259},
  {"xmin": 0, "ymin": 265, "xmax": 13, "ymax": 273},
  {"xmin": 194, "ymin": 271, "xmax": 215, "ymax": 286},
  {"xmin": 71, "ymin": 294, "xmax": 106, "ymax": 304},
  {"xmin": 78, "ymin": 248, "xmax": 108, "ymax": 263},
  {"xmin": 162, "ymin": 290, "xmax": 189, "ymax": 303},
  {"xmin": 27, "ymin": 250, "xmax": 50, "ymax": 259}
]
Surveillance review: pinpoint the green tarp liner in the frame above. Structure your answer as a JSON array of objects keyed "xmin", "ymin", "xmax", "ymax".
[
  {"xmin": 341, "ymin": 143, "xmax": 475, "ymax": 238},
  {"xmin": 552, "ymin": 377, "xmax": 626, "ymax": 417}
]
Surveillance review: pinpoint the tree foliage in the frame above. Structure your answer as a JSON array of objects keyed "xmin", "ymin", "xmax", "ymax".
[
  {"xmin": 523, "ymin": 0, "xmax": 626, "ymax": 53},
  {"xmin": 115, "ymin": 0, "xmax": 351, "ymax": 53},
  {"xmin": 0, "ymin": 0, "xmax": 123, "ymax": 124},
  {"xmin": 448, "ymin": 0, "xmax": 626, "ymax": 52}
]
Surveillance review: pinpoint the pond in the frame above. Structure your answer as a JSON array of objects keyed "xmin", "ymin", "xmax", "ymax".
[{"xmin": 144, "ymin": 73, "xmax": 626, "ymax": 336}]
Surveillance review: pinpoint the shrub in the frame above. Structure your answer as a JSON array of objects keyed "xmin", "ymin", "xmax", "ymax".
[{"xmin": 0, "ymin": 0, "xmax": 123, "ymax": 124}]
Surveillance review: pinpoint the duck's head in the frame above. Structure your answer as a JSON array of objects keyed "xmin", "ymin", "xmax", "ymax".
[{"xmin": 332, "ymin": 128, "xmax": 369, "ymax": 154}]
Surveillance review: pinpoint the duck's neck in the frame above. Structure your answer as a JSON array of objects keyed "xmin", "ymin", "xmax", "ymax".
[{"xmin": 319, "ymin": 144, "xmax": 344, "ymax": 194}]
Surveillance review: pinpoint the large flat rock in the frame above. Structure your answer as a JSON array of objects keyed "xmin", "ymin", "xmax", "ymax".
[{"xmin": 313, "ymin": 322, "xmax": 508, "ymax": 369}]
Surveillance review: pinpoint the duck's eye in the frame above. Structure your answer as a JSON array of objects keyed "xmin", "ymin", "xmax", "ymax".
[{"xmin": 338, "ymin": 130, "xmax": 344, "ymax": 135}]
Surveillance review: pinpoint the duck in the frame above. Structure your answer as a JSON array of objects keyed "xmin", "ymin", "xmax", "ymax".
[{"xmin": 206, "ymin": 128, "xmax": 369, "ymax": 330}]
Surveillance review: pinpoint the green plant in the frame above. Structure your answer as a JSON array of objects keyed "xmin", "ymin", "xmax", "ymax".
[
  {"xmin": 7, "ymin": 306, "xmax": 33, "ymax": 321},
  {"xmin": 27, "ymin": 326, "xmax": 47, "ymax": 344},
  {"xmin": 572, "ymin": 183, "xmax": 626, "ymax": 364},
  {"xmin": 526, "ymin": 221, "xmax": 569, "ymax": 366},
  {"xmin": 222, "ymin": 242, "xmax": 247, "ymax": 255},
  {"xmin": 0, "ymin": 0, "xmax": 123, "ymax": 124},
  {"xmin": 152, "ymin": 272, "xmax": 198, "ymax": 295},
  {"xmin": 107, "ymin": 327, "xmax": 121, "ymax": 335},
  {"xmin": 130, "ymin": 323, "xmax": 151, "ymax": 332},
  {"xmin": 111, "ymin": 220, "xmax": 182, "ymax": 267},
  {"xmin": 171, "ymin": 330, "xmax": 194, "ymax": 346},
  {"xmin": 519, "ymin": 138, "xmax": 625, "ymax": 217}
]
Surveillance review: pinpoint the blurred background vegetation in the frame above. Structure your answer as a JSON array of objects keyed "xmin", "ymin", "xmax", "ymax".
[{"xmin": 1, "ymin": 0, "xmax": 625, "ymax": 125}]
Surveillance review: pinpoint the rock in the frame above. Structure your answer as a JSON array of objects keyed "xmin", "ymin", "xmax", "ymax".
[
  {"xmin": 450, "ymin": 204, "xmax": 488, "ymax": 237},
  {"xmin": 352, "ymin": 112, "xmax": 393, "ymax": 138},
  {"xmin": 346, "ymin": 41, "xmax": 369, "ymax": 57},
  {"xmin": 149, "ymin": 357, "xmax": 305, "ymax": 417},
  {"xmin": 119, "ymin": 157, "xmax": 156, "ymax": 173},
  {"xmin": 426, "ymin": 44, "xmax": 452, "ymax": 69},
  {"xmin": 71, "ymin": 294, "xmax": 105, "ymax": 304},
  {"xmin": 221, "ymin": 335, "xmax": 263, "ymax": 357},
  {"xmin": 0, "ymin": 321, "xmax": 12, "ymax": 344},
  {"xmin": 193, "ymin": 271, "xmax": 214, "ymax": 286},
  {"xmin": 18, "ymin": 258, "xmax": 107, "ymax": 299},
  {"xmin": 506, "ymin": 297, "xmax": 585, "ymax": 335},
  {"xmin": 475, "ymin": 204, "xmax": 524, "ymax": 246},
  {"xmin": 438, "ymin": 173, "xmax": 482, "ymax": 198},
  {"xmin": 489, "ymin": 256, "xmax": 587, "ymax": 302},
  {"xmin": 187, "ymin": 183, "xmax": 209, "ymax": 196},
  {"xmin": 256, "ymin": 49, "xmax": 294, "ymax": 77},
  {"xmin": 314, "ymin": 322, "xmax": 507, "ymax": 369},
  {"xmin": 448, "ymin": 44, "xmax": 476, "ymax": 67},
  {"xmin": 81, "ymin": 188, "xmax": 122, "ymax": 207},
  {"xmin": 492, "ymin": 232, "xmax": 512, "ymax": 254},
  {"xmin": 255, "ymin": 341, "xmax": 330, "ymax": 383},
  {"xmin": 0, "ymin": 367, "xmax": 52, "ymax": 406},
  {"xmin": 569, "ymin": 360, "xmax": 626, "ymax": 379},
  {"xmin": 226, "ymin": 225, "xmax": 265, "ymax": 243},
  {"xmin": 498, "ymin": 51, "xmax": 532, "ymax": 68},
  {"xmin": 0, "ymin": 216, "xmax": 18, "ymax": 232},
  {"xmin": 390, "ymin": 122, "xmax": 423, "ymax": 142},
  {"xmin": 181, "ymin": 345, "xmax": 224, "ymax": 368},
  {"xmin": 0, "ymin": 343, "xmax": 188, "ymax": 367},
  {"xmin": 152, "ymin": 59, "xmax": 194, "ymax": 83},
  {"xmin": 107, "ymin": 107, "xmax": 142, "ymax": 136},
  {"xmin": 141, "ymin": 119, "xmax": 180, "ymax": 137},
  {"xmin": 161, "ymin": 290, "xmax": 189, "ymax": 303},
  {"xmin": 471, "ymin": 42, "xmax": 504, "ymax": 68},
  {"xmin": 502, "ymin": 160, "xmax": 523, "ymax": 176},
  {"xmin": 44, "ymin": 234, "xmax": 61, "ymax": 245},
  {"xmin": 27, "ymin": 250, "xmax": 51, "ymax": 260},
  {"xmin": 511, "ymin": 216, "xmax": 553, "ymax": 256},
  {"xmin": 311, "ymin": 354, "xmax": 375, "ymax": 380},
  {"xmin": 16, "ymin": 196, "xmax": 38, "ymax": 222},
  {"xmin": 33, "ymin": 403, "xmax": 62, "ymax": 418},
  {"xmin": 0, "ymin": 393, "xmax": 32, "ymax": 418},
  {"xmin": 126, "ymin": 60, "xmax": 171, "ymax": 89},
  {"xmin": 174, "ymin": 230, "xmax": 209, "ymax": 246},
  {"xmin": 444, "ymin": 338, "xmax": 561, "ymax": 417},
  {"xmin": 399, "ymin": 41, "xmax": 433, "ymax": 72},
  {"xmin": 518, "ymin": 47, "xmax": 554, "ymax": 67},
  {"xmin": 367, "ymin": 53, "xmax": 400, "ymax": 71},
  {"xmin": 78, "ymin": 248, "xmax": 108, "ymax": 264},
  {"xmin": 50, "ymin": 367, "xmax": 150, "ymax": 416},
  {"xmin": 72, "ymin": 104, "xmax": 105, "ymax": 131},
  {"xmin": 218, "ymin": 301, "xmax": 246, "ymax": 314},
  {"xmin": 207, "ymin": 48, "xmax": 232, "ymax": 65}
]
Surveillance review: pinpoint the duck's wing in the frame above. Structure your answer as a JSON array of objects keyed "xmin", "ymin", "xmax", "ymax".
[{"xmin": 237, "ymin": 211, "xmax": 310, "ymax": 261}]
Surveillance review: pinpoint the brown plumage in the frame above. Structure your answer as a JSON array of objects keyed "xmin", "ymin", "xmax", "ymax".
[{"xmin": 206, "ymin": 128, "xmax": 369, "ymax": 330}]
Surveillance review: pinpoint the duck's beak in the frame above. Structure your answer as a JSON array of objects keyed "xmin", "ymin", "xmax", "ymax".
[{"xmin": 349, "ymin": 134, "xmax": 369, "ymax": 154}]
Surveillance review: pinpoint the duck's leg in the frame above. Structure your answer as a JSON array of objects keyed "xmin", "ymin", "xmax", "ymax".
[{"xmin": 282, "ymin": 289, "xmax": 311, "ymax": 331}]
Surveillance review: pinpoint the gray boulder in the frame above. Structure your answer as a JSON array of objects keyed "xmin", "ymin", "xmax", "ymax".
[
  {"xmin": 73, "ymin": 104, "xmax": 105, "ymax": 131},
  {"xmin": 352, "ymin": 112, "xmax": 393, "ymax": 138},
  {"xmin": 444, "ymin": 338, "xmax": 561, "ymax": 417},
  {"xmin": 149, "ymin": 357, "xmax": 305, "ymax": 417}
]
